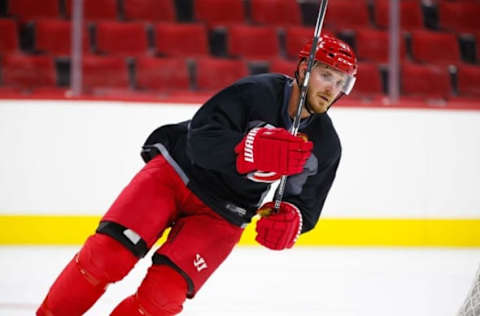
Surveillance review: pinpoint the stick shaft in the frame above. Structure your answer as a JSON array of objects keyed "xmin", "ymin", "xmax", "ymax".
[{"xmin": 273, "ymin": 0, "xmax": 329, "ymax": 211}]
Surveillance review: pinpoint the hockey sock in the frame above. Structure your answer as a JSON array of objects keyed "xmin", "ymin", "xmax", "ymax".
[
  {"xmin": 37, "ymin": 233, "xmax": 138, "ymax": 316},
  {"xmin": 111, "ymin": 265, "xmax": 188, "ymax": 316}
]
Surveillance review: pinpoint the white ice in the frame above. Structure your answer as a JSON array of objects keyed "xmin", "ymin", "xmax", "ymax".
[{"xmin": 0, "ymin": 246, "xmax": 479, "ymax": 316}]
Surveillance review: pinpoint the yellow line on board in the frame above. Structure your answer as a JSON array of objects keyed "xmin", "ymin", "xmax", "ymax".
[{"xmin": 0, "ymin": 215, "xmax": 479, "ymax": 247}]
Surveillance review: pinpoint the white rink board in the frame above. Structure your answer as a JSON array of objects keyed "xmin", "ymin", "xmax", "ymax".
[{"xmin": 0, "ymin": 100, "xmax": 479, "ymax": 218}]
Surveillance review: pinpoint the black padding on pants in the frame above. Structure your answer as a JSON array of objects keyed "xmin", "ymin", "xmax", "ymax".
[
  {"xmin": 96, "ymin": 221, "xmax": 149, "ymax": 258},
  {"xmin": 152, "ymin": 253, "xmax": 195, "ymax": 298}
]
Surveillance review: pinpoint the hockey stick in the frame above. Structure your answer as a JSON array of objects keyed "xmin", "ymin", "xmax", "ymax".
[{"xmin": 273, "ymin": 0, "xmax": 329, "ymax": 212}]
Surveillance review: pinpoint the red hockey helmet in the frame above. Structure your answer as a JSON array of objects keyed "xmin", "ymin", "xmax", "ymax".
[{"xmin": 299, "ymin": 33, "xmax": 357, "ymax": 95}]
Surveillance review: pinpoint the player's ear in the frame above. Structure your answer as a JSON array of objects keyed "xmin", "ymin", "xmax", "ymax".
[{"xmin": 298, "ymin": 60, "xmax": 307, "ymax": 78}]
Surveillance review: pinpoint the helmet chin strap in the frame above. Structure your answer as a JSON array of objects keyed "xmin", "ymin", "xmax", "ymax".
[
  {"xmin": 294, "ymin": 69, "xmax": 316, "ymax": 115},
  {"xmin": 327, "ymin": 92, "xmax": 344, "ymax": 111}
]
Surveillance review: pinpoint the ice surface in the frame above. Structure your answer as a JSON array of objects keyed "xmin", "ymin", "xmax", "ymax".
[{"xmin": 0, "ymin": 246, "xmax": 478, "ymax": 316}]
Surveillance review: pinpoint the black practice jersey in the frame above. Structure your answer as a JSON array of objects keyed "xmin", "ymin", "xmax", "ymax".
[{"xmin": 141, "ymin": 73, "xmax": 341, "ymax": 233}]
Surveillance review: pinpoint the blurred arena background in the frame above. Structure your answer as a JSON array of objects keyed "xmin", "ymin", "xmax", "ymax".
[
  {"xmin": 0, "ymin": 0, "xmax": 479, "ymax": 315},
  {"xmin": 0, "ymin": 0, "xmax": 478, "ymax": 103}
]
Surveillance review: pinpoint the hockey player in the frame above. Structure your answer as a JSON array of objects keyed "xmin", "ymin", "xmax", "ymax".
[{"xmin": 37, "ymin": 33, "xmax": 357, "ymax": 316}]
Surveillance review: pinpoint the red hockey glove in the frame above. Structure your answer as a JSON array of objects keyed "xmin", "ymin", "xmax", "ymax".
[
  {"xmin": 255, "ymin": 201, "xmax": 303, "ymax": 250},
  {"xmin": 234, "ymin": 127, "xmax": 313, "ymax": 176}
]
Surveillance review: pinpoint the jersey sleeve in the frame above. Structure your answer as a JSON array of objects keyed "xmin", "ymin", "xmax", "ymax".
[
  {"xmin": 186, "ymin": 83, "xmax": 253, "ymax": 175},
  {"xmin": 282, "ymin": 134, "xmax": 341, "ymax": 233}
]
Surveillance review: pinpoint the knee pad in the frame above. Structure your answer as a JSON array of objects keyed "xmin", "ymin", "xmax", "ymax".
[
  {"xmin": 77, "ymin": 233, "xmax": 138, "ymax": 287},
  {"xmin": 137, "ymin": 265, "xmax": 187, "ymax": 315},
  {"xmin": 36, "ymin": 233, "xmax": 140, "ymax": 316},
  {"xmin": 111, "ymin": 265, "xmax": 187, "ymax": 316}
]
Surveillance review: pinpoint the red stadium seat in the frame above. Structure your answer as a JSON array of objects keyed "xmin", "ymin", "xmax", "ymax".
[
  {"xmin": 350, "ymin": 62, "xmax": 383, "ymax": 96},
  {"xmin": 82, "ymin": 56, "xmax": 129, "ymax": 90},
  {"xmin": 35, "ymin": 19, "xmax": 89, "ymax": 56},
  {"xmin": 194, "ymin": 0, "xmax": 245, "ymax": 27},
  {"xmin": 0, "ymin": 19, "xmax": 18, "ymax": 53},
  {"xmin": 401, "ymin": 63, "xmax": 451, "ymax": 98},
  {"xmin": 154, "ymin": 23, "xmax": 209, "ymax": 57},
  {"xmin": 31, "ymin": 86, "xmax": 69, "ymax": 97},
  {"xmin": 0, "ymin": 86, "xmax": 22, "ymax": 95},
  {"xmin": 355, "ymin": 28, "xmax": 406, "ymax": 63},
  {"xmin": 135, "ymin": 57, "xmax": 190, "ymax": 91},
  {"xmin": 9, "ymin": 0, "xmax": 60, "ymax": 21},
  {"xmin": 457, "ymin": 65, "xmax": 480, "ymax": 97},
  {"xmin": 96, "ymin": 22, "xmax": 148, "ymax": 56},
  {"xmin": 66, "ymin": 0, "xmax": 118, "ymax": 20},
  {"xmin": 374, "ymin": 0, "xmax": 423, "ymax": 30},
  {"xmin": 123, "ymin": 0, "xmax": 175, "ymax": 22},
  {"xmin": 324, "ymin": 0, "xmax": 370, "ymax": 31},
  {"xmin": 195, "ymin": 57, "xmax": 248, "ymax": 91},
  {"xmin": 284, "ymin": 26, "xmax": 314, "ymax": 60},
  {"xmin": 269, "ymin": 58, "xmax": 297, "ymax": 76},
  {"xmin": 1, "ymin": 54, "xmax": 56, "ymax": 88},
  {"xmin": 438, "ymin": 2, "xmax": 480, "ymax": 33},
  {"xmin": 410, "ymin": 30, "xmax": 460, "ymax": 65},
  {"xmin": 227, "ymin": 25, "xmax": 279, "ymax": 60},
  {"xmin": 250, "ymin": 0, "xmax": 301, "ymax": 26}
]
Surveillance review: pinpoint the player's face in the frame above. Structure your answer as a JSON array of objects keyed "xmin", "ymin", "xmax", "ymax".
[{"xmin": 306, "ymin": 63, "xmax": 347, "ymax": 113}]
